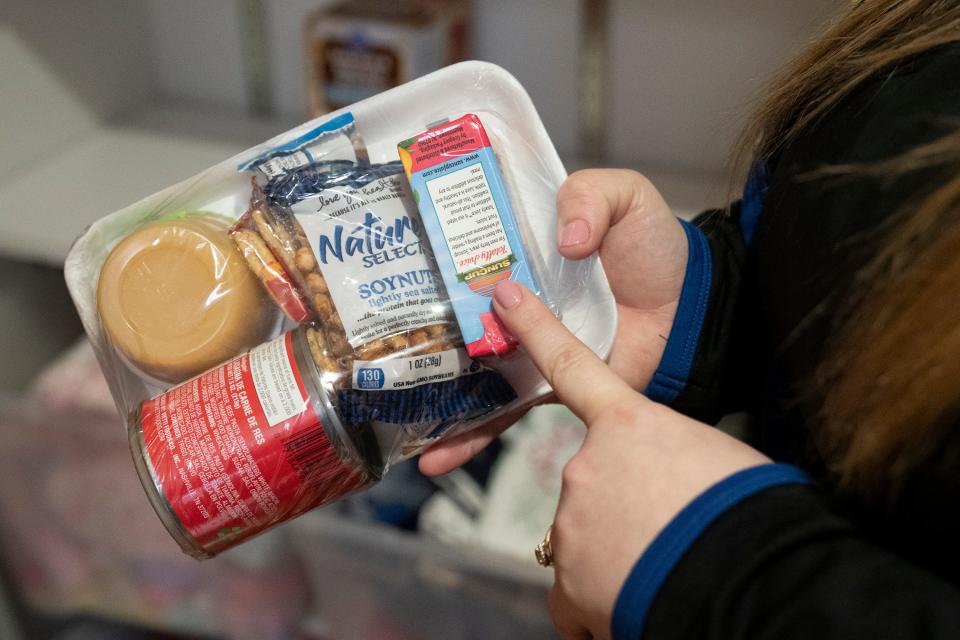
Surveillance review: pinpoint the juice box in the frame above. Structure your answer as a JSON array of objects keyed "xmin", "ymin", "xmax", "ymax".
[{"xmin": 398, "ymin": 114, "xmax": 539, "ymax": 357}]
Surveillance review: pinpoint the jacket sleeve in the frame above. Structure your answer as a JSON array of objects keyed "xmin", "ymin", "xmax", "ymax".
[
  {"xmin": 646, "ymin": 44, "xmax": 960, "ymax": 425},
  {"xmin": 644, "ymin": 184, "xmax": 765, "ymax": 424},
  {"xmin": 611, "ymin": 465, "xmax": 960, "ymax": 640}
]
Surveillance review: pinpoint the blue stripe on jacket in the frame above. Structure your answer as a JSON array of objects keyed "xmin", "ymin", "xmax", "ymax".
[
  {"xmin": 644, "ymin": 219, "xmax": 712, "ymax": 404},
  {"xmin": 740, "ymin": 161, "xmax": 769, "ymax": 247},
  {"xmin": 611, "ymin": 463, "xmax": 813, "ymax": 639}
]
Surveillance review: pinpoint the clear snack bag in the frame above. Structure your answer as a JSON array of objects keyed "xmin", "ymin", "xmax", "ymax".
[{"xmin": 65, "ymin": 62, "xmax": 617, "ymax": 558}]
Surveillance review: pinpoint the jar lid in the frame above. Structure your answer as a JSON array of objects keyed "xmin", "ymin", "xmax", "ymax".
[{"xmin": 97, "ymin": 214, "xmax": 275, "ymax": 383}]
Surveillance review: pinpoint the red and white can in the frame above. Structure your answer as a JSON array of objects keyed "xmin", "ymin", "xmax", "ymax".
[{"xmin": 130, "ymin": 326, "xmax": 380, "ymax": 558}]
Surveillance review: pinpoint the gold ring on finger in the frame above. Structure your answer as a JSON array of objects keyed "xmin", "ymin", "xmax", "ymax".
[{"xmin": 535, "ymin": 525, "xmax": 554, "ymax": 567}]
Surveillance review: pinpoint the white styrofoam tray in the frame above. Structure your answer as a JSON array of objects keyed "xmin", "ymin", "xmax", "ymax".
[{"xmin": 65, "ymin": 61, "xmax": 617, "ymax": 412}]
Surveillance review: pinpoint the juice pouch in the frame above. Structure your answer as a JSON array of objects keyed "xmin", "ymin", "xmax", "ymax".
[{"xmin": 398, "ymin": 114, "xmax": 541, "ymax": 358}]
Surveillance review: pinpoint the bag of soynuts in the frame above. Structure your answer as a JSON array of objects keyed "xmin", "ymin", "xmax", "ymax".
[{"xmin": 65, "ymin": 62, "xmax": 617, "ymax": 558}]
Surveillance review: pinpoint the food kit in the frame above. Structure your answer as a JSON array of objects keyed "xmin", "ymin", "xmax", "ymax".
[{"xmin": 65, "ymin": 62, "xmax": 616, "ymax": 559}]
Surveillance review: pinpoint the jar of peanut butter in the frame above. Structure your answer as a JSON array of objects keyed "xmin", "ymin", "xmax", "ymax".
[{"xmin": 97, "ymin": 214, "xmax": 277, "ymax": 383}]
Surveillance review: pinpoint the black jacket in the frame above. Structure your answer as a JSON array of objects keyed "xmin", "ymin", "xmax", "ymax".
[{"xmin": 634, "ymin": 42, "xmax": 960, "ymax": 639}]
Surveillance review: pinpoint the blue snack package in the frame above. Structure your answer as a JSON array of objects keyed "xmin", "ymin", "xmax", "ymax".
[{"xmin": 257, "ymin": 159, "xmax": 517, "ymax": 428}]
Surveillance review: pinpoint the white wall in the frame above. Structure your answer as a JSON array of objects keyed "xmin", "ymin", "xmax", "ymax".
[
  {"xmin": 4, "ymin": 1, "xmax": 844, "ymax": 178},
  {"xmin": 1, "ymin": 1, "xmax": 154, "ymax": 173},
  {"xmin": 608, "ymin": 0, "xmax": 839, "ymax": 176},
  {"xmin": 139, "ymin": 0, "xmax": 841, "ymax": 175},
  {"xmin": 146, "ymin": 0, "xmax": 247, "ymax": 111},
  {"xmin": 264, "ymin": 0, "xmax": 340, "ymax": 117},
  {"xmin": 141, "ymin": 0, "xmax": 583, "ymax": 156},
  {"xmin": 2, "ymin": 0, "xmax": 154, "ymax": 120},
  {"xmin": 471, "ymin": 0, "xmax": 582, "ymax": 159}
]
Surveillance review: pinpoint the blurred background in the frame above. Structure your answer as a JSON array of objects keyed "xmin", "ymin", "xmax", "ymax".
[{"xmin": 0, "ymin": 1, "xmax": 839, "ymax": 638}]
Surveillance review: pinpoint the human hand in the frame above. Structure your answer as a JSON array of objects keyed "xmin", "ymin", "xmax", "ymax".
[
  {"xmin": 554, "ymin": 169, "xmax": 688, "ymax": 391},
  {"xmin": 419, "ymin": 169, "xmax": 687, "ymax": 476},
  {"xmin": 489, "ymin": 280, "xmax": 768, "ymax": 639}
]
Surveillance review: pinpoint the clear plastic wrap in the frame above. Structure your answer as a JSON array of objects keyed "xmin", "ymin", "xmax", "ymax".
[{"xmin": 64, "ymin": 62, "xmax": 617, "ymax": 559}]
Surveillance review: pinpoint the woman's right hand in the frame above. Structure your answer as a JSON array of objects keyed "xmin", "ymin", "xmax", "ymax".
[
  {"xmin": 490, "ymin": 281, "xmax": 767, "ymax": 639},
  {"xmin": 556, "ymin": 169, "xmax": 688, "ymax": 392},
  {"xmin": 419, "ymin": 169, "xmax": 688, "ymax": 476}
]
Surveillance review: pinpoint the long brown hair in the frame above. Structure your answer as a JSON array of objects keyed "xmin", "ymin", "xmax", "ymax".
[{"xmin": 734, "ymin": 0, "xmax": 960, "ymax": 503}]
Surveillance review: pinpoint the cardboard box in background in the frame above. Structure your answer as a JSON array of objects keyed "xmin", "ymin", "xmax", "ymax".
[{"xmin": 305, "ymin": 0, "xmax": 470, "ymax": 117}]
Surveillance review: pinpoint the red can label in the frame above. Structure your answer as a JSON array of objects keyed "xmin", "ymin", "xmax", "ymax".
[{"xmin": 140, "ymin": 332, "xmax": 364, "ymax": 555}]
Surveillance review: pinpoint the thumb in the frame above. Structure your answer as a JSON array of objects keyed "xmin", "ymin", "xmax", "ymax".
[{"xmin": 556, "ymin": 169, "xmax": 668, "ymax": 262}]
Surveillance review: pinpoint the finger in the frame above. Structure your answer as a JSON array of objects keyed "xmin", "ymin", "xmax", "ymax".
[
  {"xmin": 549, "ymin": 585, "xmax": 593, "ymax": 640},
  {"xmin": 556, "ymin": 169, "xmax": 665, "ymax": 261},
  {"xmin": 493, "ymin": 281, "xmax": 637, "ymax": 424},
  {"xmin": 418, "ymin": 407, "xmax": 523, "ymax": 476}
]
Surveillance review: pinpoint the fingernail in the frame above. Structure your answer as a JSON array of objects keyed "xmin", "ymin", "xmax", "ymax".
[
  {"xmin": 559, "ymin": 219, "xmax": 590, "ymax": 248},
  {"xmin": 493, "ymin": 280, "xmax": 523, "ymax": 309}
]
